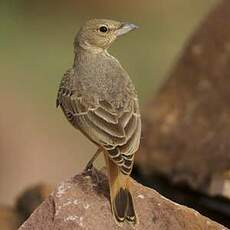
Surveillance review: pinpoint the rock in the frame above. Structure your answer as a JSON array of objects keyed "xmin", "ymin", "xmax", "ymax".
[
  {"xmin": 16, "ymin": 184, "xmax": 52, "ymax": 225},
  {"xmin": 136, "ymin": 0, "xmax": 230, "ymax": 196},
  {"xmin": 19, "ymin": 170, "xmax": 227, "ymax": 230},
  {"xmin": 209, "ymin": 171, "xmax": 230, "ymax": 199}
]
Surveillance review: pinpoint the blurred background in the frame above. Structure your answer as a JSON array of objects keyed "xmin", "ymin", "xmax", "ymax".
[{"xmin": 0, "ymin": 0, "xmax": 219, "ymax": 227}]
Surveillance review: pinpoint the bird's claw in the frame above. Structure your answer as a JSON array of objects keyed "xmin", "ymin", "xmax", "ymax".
[
  {"xmin": 83, "ymin": 164, "xmax": 101, "ymax": 185},
  {"xmin": 84, "ymin": 162, "xmax": 93, "ymax": 172}
]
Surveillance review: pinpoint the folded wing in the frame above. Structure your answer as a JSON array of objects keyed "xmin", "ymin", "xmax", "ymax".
[{"xmin": 57, "ymin": 69, "xmax": 141, "ymax": 175}]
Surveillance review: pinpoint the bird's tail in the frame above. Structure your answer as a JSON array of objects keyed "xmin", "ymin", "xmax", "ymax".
[{"xmin": 104, "ymin": 152, "xmax": 137, "ymax": 225}]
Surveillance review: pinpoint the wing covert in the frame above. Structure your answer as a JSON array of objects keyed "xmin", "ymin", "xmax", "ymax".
[{"xmin": 57, "ymin": 68, "xmax": 141, "ymax": 175}]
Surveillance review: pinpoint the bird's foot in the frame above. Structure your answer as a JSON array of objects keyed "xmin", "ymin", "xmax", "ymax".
[
  {"xmin": 83, "ymin": 164, "xmax": 101, "ymax": 185},
  {"xmin": 84, "ymin": 162, "xmax": 93, "ymax": 172}
]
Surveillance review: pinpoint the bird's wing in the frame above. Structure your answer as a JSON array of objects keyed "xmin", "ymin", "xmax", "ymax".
[
  {"xmin": 56, "ymin": 68, "xmax": 80, "ymax": 127},
  {"xmin": 56, "ymin": 68, "xmax": 75, "ymax": 108},
  {"xmin": 73, "ymin": 96, "xmax": 141, "ymax": 175},
  {"xmin": 57, "ymin": 69, "xmax": 141, "ymax": 175},
  {"xmin": 105, "ymin": 98, "xmax": 141, "ymax": 175}
]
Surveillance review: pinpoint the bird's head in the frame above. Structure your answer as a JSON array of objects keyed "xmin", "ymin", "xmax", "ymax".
[{"xmin": 75, "ymin": 19, "xmax": 138, "ymax": 51}]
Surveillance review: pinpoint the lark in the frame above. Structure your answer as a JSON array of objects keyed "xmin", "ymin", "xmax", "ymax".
[{"xmin": 56, "ymin": 19, "xmax": 141, "ymax": 225}]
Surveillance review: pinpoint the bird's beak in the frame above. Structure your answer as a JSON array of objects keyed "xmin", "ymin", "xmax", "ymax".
[{"xmin": 115, "ymin": 23, "xmax": 139, "ymax": 37}]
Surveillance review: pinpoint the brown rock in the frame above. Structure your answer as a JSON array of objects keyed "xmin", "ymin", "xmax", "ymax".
[
  {"xmin": 16, "ymin": 184, "xmax": 53, "ymax": 225},
  {"xmin": 136, "ymin": 0, "xmax": 230, "ymax": 195},
  {"xmin": 19, "ymin": 170, "xmax": 227, "ymax": 230}
]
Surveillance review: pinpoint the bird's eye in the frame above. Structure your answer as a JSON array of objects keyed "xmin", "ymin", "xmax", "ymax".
[{"xmin": 99, "ymin": 26, "xmax": 108, "ymax": 33}]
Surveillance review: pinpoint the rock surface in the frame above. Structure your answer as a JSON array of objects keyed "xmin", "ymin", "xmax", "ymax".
[
  {"xmin": 19, "ymin": 170, "xmax": 227, "ymax": 230},
  {"xmin": 136, "ymin": 0, "xmax": 230, "ymax": 196}
]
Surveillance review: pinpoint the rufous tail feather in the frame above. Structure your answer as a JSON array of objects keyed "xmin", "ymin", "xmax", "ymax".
[{"xmin": 104, "ymin": 152, "xmax": 137, "ymax": 224}]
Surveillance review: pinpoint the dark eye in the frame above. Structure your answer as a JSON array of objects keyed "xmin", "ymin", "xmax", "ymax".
[{"xmin": 99, "ymin": 26, "xmax": 108, "ymax": 33}]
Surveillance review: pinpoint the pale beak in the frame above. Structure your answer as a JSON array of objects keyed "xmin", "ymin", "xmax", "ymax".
[{"xmin": 115, "ymin": 23, "xmax": 139, "ymax": 36}]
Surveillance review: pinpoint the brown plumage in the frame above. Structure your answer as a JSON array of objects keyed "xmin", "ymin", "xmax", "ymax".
[{"xmin": 56, "ymin": 19, "xmax": 141, "ymax": 224}]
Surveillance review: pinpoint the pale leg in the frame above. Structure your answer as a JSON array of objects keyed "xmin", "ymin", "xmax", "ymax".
[{"xmin": 84, "ymin": 147, "xmax": 103, "ymax": 171}]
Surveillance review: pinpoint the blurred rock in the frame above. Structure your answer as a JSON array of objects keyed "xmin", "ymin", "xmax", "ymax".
[
  {"xmin": 16, "ymin": 184, "xmax": 52, "ymax": 225},
  {"xmin": 0, "ymin": 184, "xmax": 52, "ymax": 230},
  {"xmin": 19, "ymin": 170, "xmax": 227, "ymax": 230},
  {"xmin": 209, "ymin": 171, "xmax": 230, "ymax": 199},
  {"xmin": 136, "ymin": 0, "xmax": 230, "ymax": 197}
]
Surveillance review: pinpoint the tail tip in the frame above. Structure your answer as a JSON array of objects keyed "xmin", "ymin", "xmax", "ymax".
[{"xmin": 113, "ymin": 188, "xmax": 137, "ymax": 225}]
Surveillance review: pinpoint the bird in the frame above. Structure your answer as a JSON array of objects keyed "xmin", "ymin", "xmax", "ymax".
[{"xmin": 56, "ymin": 19, "xmax": 141, "ymax": 225}]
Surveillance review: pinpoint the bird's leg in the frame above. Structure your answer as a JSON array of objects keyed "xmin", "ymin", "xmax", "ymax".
[
  {"xmin": 84, "ymin": 147, "xmax": 104, "ymax": 185},
  {"xmin": 84, "ymin": 147, "xmax": 103, "ymax": 171}
]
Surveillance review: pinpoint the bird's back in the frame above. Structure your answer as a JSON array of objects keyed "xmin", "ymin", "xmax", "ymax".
[{"xmin": 74, "ymin": 50, "xmax": 137, "ymax": 114}]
